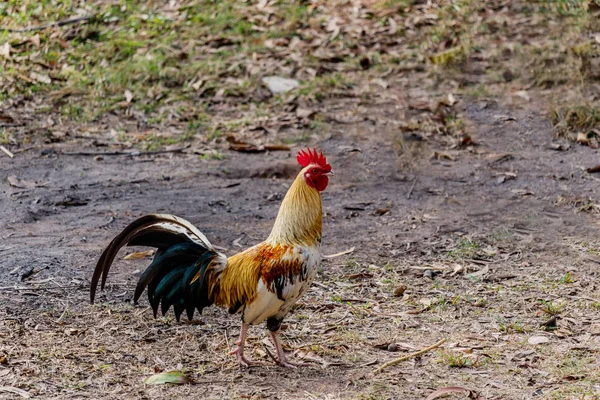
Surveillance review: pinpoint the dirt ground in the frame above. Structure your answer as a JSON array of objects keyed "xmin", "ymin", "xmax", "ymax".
[
  {"xmin": 2, "ymin": 94, "xmax": 600, "ymax": 399},
  {"xmin": 2, "ymin": 1, "xmax": 600, "ymax": 400}
]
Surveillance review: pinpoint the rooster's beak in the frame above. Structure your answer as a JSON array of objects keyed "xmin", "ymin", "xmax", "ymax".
[{"xmin": 325, "ymin": 170, "xmax": 334, "ymax": 176}]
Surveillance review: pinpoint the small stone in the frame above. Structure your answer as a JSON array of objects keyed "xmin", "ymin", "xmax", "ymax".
[
  {"xmin": 528, "ymin": 335, "xmax": 550, "ymax": 345},
  {"xmin": 423, "ymin": 269, "xmax": 435, "ymax": 280},
  {"xmin": 262, "ymin": 76, "xmax": 299, "ymax": 94},
  {"xmin": 387, "ymin": 343, "xmax": 398, "ymax": 352}
]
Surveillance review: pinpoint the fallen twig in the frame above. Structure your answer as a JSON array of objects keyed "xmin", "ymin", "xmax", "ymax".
[
  {"xmin": 409, "ymin": 265, "xmax": 447, "ymax": 271},
  {"xmin": 55, "ymin": 302, "xmax": 69, "ymax": 324},
  {"xmin": 312, "ymin": 281, "xmax": 332, "ymax": 291},
  {"xmin": 425, "ymin": 386, "xmax": 483, "ymax": 400},
  {"xmin": 323, "ymin": 247, "xmax": 355, "ymax": 259},
  {"xmin": 61, "ymin": 144, "xmax": 190, "ymax": 157},
  {"xmin": 572, "ymin": 295, "xmax": 600, "ymax": 303},
  {"xmin": 405, "ymin": 306, "xmax": 432, "ymax": 315},
  {"xmin": 12, "ymin": 146, "xmax": 37, "ymax": 154},
  {"xmin": 1, "ymin": 15, "xmax": 94, "ymax": 33},
  {"xmin": 372, "ymin": 338, "xmax": 446, "ymax": 374},
  {"xmin": 0, "ymin": 145, "xmax": 14, "ymax": 158},
  {"xmin": 406, "ymin": 177, "xmax": 417, "ymax": 199},
  {"xmin": 0, "ymin": 386, "xmax": 31, "ymax": 399}
]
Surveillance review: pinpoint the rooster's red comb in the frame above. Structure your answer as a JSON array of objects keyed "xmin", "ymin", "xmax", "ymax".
[{"xmin": 296, "ymin": 148, "xmax": 331, "ymax": 171}]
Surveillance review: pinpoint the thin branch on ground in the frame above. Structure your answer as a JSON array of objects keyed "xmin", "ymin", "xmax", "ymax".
[
  {"xmin": 60, "ymin": 144, "xmax": 190, "ymax": 157},
  {"xmin": 372, "ymin": 338, "xmax": 446, "ymax": 374},
  {"xmin": 0, "ymin": 146, "xmax": 14, "ymax": 158},
  {"xmin": 1, "ymin": 15, "xmax": 95, "ymax": 33},
  {"xmin": 407, "ymin": 177, "xmax": 417, "ymax": 199}
]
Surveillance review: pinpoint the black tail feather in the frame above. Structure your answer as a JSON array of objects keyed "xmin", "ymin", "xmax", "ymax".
[
  {"xmin": 134, "ymin": 243, "xmax": 201, "ymax": 304},
  {"xmin": 90, "ymin": 214, "xmax": 226, "ymax": 321}
]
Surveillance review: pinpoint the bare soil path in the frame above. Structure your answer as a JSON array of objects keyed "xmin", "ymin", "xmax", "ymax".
[{"xmin": 1, "ymin": 95, "xmax": 600, "ymax": 399}]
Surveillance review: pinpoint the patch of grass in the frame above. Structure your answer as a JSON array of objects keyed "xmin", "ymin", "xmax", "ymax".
[
  {"xmin": 0, "ymin": 0, "xmax": 361, "ymax": 148},
  {"xmin": 3, "ymin": 0, "xmax": 600, "ymax": 152},
  {"xmin": 298, "ymin": 73, "xmax": 355, "ymax": 101},
  {"xmin": 430, "ymin": 45, "xmax": 469, "ymax": 67},
  {"xmin": 551, "ymin": 102, "xmax": 600, "ymax": 141},
  {"xmin": 556, "ymin": 195, "xmax": 600, "ymax": 213},
  {"xmin": 373, "ymin": 0, "xmax": 416, "ymax": 11},
  {"xmin": 558, "ymin": 272, "xmax": 575, "ymax": 284},
  {"xmin": 384, "ymin": 262, "xmax": 395, "ymax": 272},
  {"xmin": 496, "ymin": 317, "xmax": 529, "ymax": 334},
  {"xmin": 143, "ymin": 131, "xmax": 195, "ymax": 151},
  {"xmin": 439, "ymin": 350, "xmax": 472, "ymax": 368},
  {"xmin": 463, "ymin": 84, "xmax": 496, "ymax": 99},
  {"xmin": 538, "ymin": 0, "xmax": 595, "ymax": 17},
  {"xmin": 345, "ymin": 259, "xmax": 361, "ymax": 272},
  {"xmin": 0, "ymin": 130, "xmax": 11, "ymax": 145},
  {"xmin": 539, "ymin": 299, "xmax": 566, "ymax": 316},
  {"xmin": 446, "ymin": 239, "xmax": 481, "ymax": 260},
  {"xmin": 200, "ymin": 150, "xmax": 225, "ymax": 161}
]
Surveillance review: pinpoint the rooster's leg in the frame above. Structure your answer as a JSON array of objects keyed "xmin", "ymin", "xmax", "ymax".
[
  {"xmin": 269, "ymin": 330, "xmax": 306, "ymax": 368},
  {"xmin": 229, "ymin": 323, "xmax": 258, "ymax": 367}
]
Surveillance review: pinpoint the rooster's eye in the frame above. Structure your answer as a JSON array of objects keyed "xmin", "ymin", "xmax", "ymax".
[{"xmin": 312, "ymin": 168, "xmax": 318, "ymax": 174}]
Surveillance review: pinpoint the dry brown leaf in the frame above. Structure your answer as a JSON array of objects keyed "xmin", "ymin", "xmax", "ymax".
[
  {"xmin": 467, "ymin": 265, "xmax": 489, "ymax": 278},
  {"xmin": 124, "ymin": 90, "xmax": 133, "ymax": 103},
  {"xmin": 419, "ymin": 298, "xmax": 433, "ymax": 307},
  {"xmin": 452, "ymin": 264, "xmax": 465, "ymax": 275},
  {"xmin": 393, "ymin": 285, "xmax": 406, "ymax": 297},
  {"xmin": 30, "ymin": 34, "xmax": 41, "ymax": 48},
  {"xmin": 514, "ymin": 90, "xmax": 530, "ymax": 101},
  {"xmin": 577, "ymin": 132, "xmax": 589, "ymax": 145},
  {"xmin": 226, "ymin": 136, "xmax": 290, "ymax": 153},
  {"xmin": 440, "ymin": 93, "xmax": 457, "ymax": 106},
  {"xmin": 30, "ymin": 72, "xmax": 51, "ymax": 84},
  {"xmin": 7, "ymin": 176, "xmax": 46, "ymax": 189},
  {"xmin": 0, "ymin": 43, "xmax": 11, "ymax": 59},
  {"xmin": 124, "ymin": 250, "xmax": 155, "ymax": 260},
  {"xmin": 425, "ymin": 386, "xmax": 482, "ymax": 400},
  {"xmin": 0, "ymin": 386, "xmax": 31, "ymax": 399},
  {"xmin": 433, "ymin": 151, "xmax": 455, "ymax": 161},
  {"xmin": 296, "ymin": 108, "xmax": 316, "ymax": 119},
  {"xmin": 460, "ymin": 134, "xmax": 477, "ymax": 147},
  {"xmin": 144, "ymin": 370, "xmax": 193, "ymax": 385}
]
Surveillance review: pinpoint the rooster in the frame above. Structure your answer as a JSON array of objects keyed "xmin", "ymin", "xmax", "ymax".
[{"xmin": 90, "ymin": 149, "xmax": 332, "ymax": 367}]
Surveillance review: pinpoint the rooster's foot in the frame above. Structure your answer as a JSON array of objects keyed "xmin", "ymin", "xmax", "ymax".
[
  {"xmin": 263, "ymin": 344, "xmax": 307, "ymax": 368},
  {"xmin": 230, "ymin": 347, "xmax": 264, "ymax": 367},
  {"xmin": 275, "ymin": 357, "xmax": 308, "ymax": 368}
]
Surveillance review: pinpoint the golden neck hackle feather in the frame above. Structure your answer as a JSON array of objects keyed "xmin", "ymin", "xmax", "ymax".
[{"xmin": 267, "ymin": 166, "xmax": 322, "ymax": 246}]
